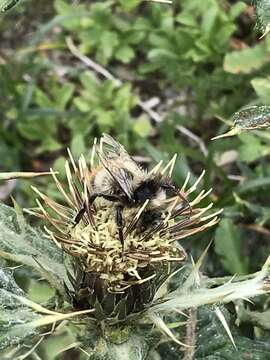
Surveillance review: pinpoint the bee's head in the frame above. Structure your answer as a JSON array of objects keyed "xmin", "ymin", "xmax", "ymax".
[
  {"xmin": 159, "ymin": 177, "xmax": 176, "ymax": 196},
  {"xmin": 132, "ymin": 179, "xmax": 157, "ymax": 204},
  {"xmin": 132, "ymin": 176, "xmax": 175, "ymax": 205}
]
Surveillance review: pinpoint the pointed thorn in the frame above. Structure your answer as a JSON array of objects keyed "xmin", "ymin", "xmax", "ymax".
[{"xmin": 211, "ymin": 128, "xmax": 239, "ymax": 140}]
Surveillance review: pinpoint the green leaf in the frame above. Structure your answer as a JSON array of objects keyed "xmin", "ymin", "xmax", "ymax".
[
  {"xmin": 94, "ymin": 109, "xmax": 115, "ymax": 128},
  {"xmin": 214, "ymin": 219, "xmax": 248, "ymax": 275},
  {"xmin": 0, "ymin": 204, "xmax": 67, "ymax": 294},
  {"xmin": 115, "ymin": 46, "xmax": 135, "ymax": 63},
  {"xmin": 118, "ymin": 0, "xmax": 142, "ymax": 11},
  {"xmin": 0, "ymin": 267, "xmax": 92, "ymax": 352},
  {"xmin": 224, "ymin": 41, "xmax": 270, "ymax": 74},
  {"xmin": 234, "ymin": 193, "xmax": 270, "ymax": 226},
  {"xmin": 17, "ymin": 117, "xmax": 59, "ymax": 147},
  {"xmin": 176, "ymin": 11, "xmax": 197, "ymax": 27},
  {"xmin": 54, "ymin": 83, "xmax": 75, "ymax": 110},
  {"xmin": 70, "ymin": 133, "xmax": 86, "ymax": 158},
  {"xmin": 194, "ymin": 307, "xmax": 270, "ymax": 360},
  {"xmin": 158, "ymin": 307, "xmax": 270, "ymax": 359},
  {"xmin": 114, "ymin": 83, "xmax": 137, "ymax": 113},
  {"xmin": 0, "ymin": 267, "xmax": 23, "ymax": 297},
  {"xmin": 238, "ymin": 133, "xmax": 269, "ymax": 163},
  {"xmin": 237, "ymin": 176, "xmax": 270, "ymax": 194},
  {"xmin": 35, "ymin": 88, "xmax": 54, "ymax": 108},
  {"xmin": 0, "ymin": 0, "xmax": 20, "ymax": 12},
  {"xmin": 251, "ymin": 77, "xmax": 270, "ymax": 104},
  {"xmin": 132, "ymin": 117, "xmax": 153, "ymax": 137},
  {"xmin": 54, "ymin": 0, "xmax": 88, "ymax": 29},
  {"xmin": 238, "ymin": 307, "xmax": 270, "ymax": 331},
  {"xmin": 74, "ymin": 97, "xmax": 92, "ymax": 112},
  {"xmin": 0, "ymin": 267, "xmax": 40, "ymax": 350},
  {"xmin": 98, "ymin": 31, "xmax": 119, "ymax": 64},
  {"xmin": 85, "ymin": 327, "xmax": 153, "ymax": 360},
  {"xmin": 80, "ymin": 71, "xmax": 99, "ymax": 88},
  {"xmin": 254, "ymin": 0, "xmax": 270, "ymax": 37},
  {"xmin": 229, "ymin": 2, "xmax": 247, "ymax": 20}
]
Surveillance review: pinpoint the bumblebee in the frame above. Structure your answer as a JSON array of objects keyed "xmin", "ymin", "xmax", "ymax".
[{"xmin": 75, "ymin": 134, "xmax": 189, "ymax": 248}]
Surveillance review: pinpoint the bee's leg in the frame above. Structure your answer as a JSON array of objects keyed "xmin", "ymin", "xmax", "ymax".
[
  {"xmin": 177, "ymin": 191, "xmax": 192, "ymax": 216},
  {"xmin": 73, "ymin": 203, "xmax": 87, "ymax": 225},
  {"xmin": 94, "ymin": 193, "xmax": 119, "ymax": 202},
  {"xmin": 73, "ymin": 193, "xmax": 119, "ymax": 226},
  {"xmin": 116, "ymin": 205, "xmax": 125, "ymax": 254},
  {"xmin": 166, "ymin": 185, "xmax": 192, "ymax": 217}
]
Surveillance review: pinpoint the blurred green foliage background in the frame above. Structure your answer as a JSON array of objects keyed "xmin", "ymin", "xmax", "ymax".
[{"xmin": 1, "ymin": 0, "xmax": 270, "ymax": 357}]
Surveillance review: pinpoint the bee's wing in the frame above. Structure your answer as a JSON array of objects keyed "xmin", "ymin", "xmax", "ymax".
[
  {"xmin": 100, "ymin": 133, "xmax": 142, "ymax": 175},
  {"xmin": 97, "ymin": 150, "xmax": 134, "ymax": 200}
]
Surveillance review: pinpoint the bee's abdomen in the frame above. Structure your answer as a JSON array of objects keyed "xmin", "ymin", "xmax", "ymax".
[{"xmin": 92, "ymin": 168, "xmax": 116, "ymax": 194}]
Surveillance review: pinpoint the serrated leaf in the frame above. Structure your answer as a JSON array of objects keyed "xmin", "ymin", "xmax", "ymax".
[
  {"xmin": 0, "ymin": 267, "xmax": 94, "ymax": 352},
  {"xmin": 0, "ymin": 0, "xmax": 20, "ymax": 12},
  {"xmin": 214, "ymin": 219, "xmax": 248, "ymax": 275},
  {"xmin": 194, "ymin": 307, "xmax": 270, "ymax": 360},
  {"xmin": 0, "ymin": 267, "xmax": 24, "ymax": 298},
  {"xmin": 158, "ymin": 306, "xmax": 270, "ymax": 359},
  {"xmin": 0, "ymin": 267, "xmax": 40, "ymax": 350},
  {"xmin": 0, "ymin": 318, "xmax": 40, "ymax": 351},
  {"xmin": 212, "ymin": 106, "xmax": 270, "ymax": 140},
  {"xmin": 0, "ymin": 204, "xmax": 67, "ymax": 294}
]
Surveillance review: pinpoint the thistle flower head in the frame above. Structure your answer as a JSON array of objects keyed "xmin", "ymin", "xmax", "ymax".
[{"xmin": 26, "ymin": 135, "xmax": 221, "ymax": 321}]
